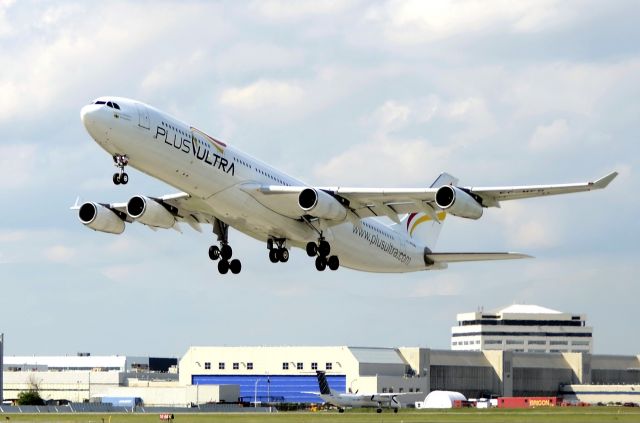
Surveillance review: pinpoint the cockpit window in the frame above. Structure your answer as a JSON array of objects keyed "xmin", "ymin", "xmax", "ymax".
[
  {"xmin": 113, "ymin": 103, "xmax": 120, "ymax": 110},
  {"xmin": 107, "ymin": 101, "xmax": 113, "ymax": 108},
  {"xmin": 94, "ymin": 100, "xmax": 106, "ymax": 105}
]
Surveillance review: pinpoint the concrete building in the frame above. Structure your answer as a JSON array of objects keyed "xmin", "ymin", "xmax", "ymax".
[{"xmin": 451, "ymin": 304, "xmax": 592, "ymax": 353}]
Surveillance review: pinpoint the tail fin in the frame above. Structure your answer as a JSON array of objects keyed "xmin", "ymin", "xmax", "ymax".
[
  {"xmin": 316, "ymin": 371, "xmax": 332, "ymax": 395},
  {"xmin": 394, "ymin": 173, "xmax": 458, "ymax": 249}
]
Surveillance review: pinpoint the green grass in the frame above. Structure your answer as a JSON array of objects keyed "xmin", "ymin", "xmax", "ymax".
[{"xmin": 1, "ymin": 408, "xmax": 640, "ymax": 423}]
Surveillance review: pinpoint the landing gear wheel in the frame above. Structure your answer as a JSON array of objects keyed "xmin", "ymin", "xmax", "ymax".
[
  {"xmin": 269, "ymin": 249, "xmax": 279, "ymax": 263},
  {"xmin": 338, "ymin": 408, "xmax": 345, "ymax": 413},
  {"xmin": 113, "ymin": 173, "xmax": 121, "ymax": 185},
  {"xmin": 394, "ymin": 408, "xmax": 399, "ymax": 413},
  {"xmin": 327, "ymin": 255, "xmax": 339, "ymax": 271},
  {"xmin": 208, "ymin": 245, "xmax": 220, "ymax": 261},
  {"xmin": 318, "ymin": 240, "xmax": 331, "ymax": 257},
  {"xmin": 218, "ymin": 260, "xmax": 229, "ymax": 274},
  {"xmin": 120, "ymin": 173, "xmax": 128, "ymax": 185},
  {"xmin": 315, "ymin": 256, "xmax": 327, "ymax": 271},
  {"xmin": 277, "ymin": 248, "xmax": 289, "ymax": 263},
  {"xmin": 306, "ymin": 242, "xmax": 318, "ymax": 257},
  {"xmin": 221, "ymin": 244, "xmax": 232, "ymax": 260},
  {"xmin": 376, "ymin": 408, "xmax": 382, "ymax": 413},
  {"xmin": 229, "ymin": 259, "xmax": 241, "ymax": 274}
]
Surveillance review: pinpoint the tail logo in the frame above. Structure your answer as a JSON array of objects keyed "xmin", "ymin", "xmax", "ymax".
[
  {"xmin": 190, "ymin": 127, "xmax": 227, "ymax": 154},
  {"xmin": 407, "ymin": 212, "xmax": 446, "ymax": 237}
]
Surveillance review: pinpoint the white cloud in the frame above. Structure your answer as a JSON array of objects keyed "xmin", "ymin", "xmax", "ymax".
[
  {"xmin": 250, "ymin": 0, "xmax": 353, "ymax": 21},
  {"xmin": 365, "ymin": 0, "xmax": 570, "ymax": 45},
  {"xmin": 220, "ymin": 79, "xmax": 305, "ymax": 112},
  {"xmin": 500, "ymin": 202, "xmax": 562, "ymax": 249},
  {"xmin": 528, "ymin": 118, "xmax": 571, "ymax": 152},
  {"xmin": 0, "ymin": 145, "xmax": 37, "ymax": 189},
  {"xmin": 43, "ymin": 245, "xmax": 76, "ymax": 263}
]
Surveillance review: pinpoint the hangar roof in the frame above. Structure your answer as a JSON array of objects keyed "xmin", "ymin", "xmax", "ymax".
[{"xmin": 348, "ymin": 347, "xmax": 405, "ymax": 364}]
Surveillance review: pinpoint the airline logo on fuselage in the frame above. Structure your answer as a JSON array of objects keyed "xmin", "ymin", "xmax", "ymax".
[{"xmin": 154, "ymin": 125, "xmax": 235, "ymax": 176}]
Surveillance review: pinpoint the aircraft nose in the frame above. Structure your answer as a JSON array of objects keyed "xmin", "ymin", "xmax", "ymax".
[{"xmin": 80, "ymin": 104, "xmax": 96, "ymax": 129}]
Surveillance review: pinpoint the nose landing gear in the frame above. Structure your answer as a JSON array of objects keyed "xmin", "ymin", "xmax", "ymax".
[{"xmin": 112, "ymin": 154, "xmax": 129, "ymax": 185}]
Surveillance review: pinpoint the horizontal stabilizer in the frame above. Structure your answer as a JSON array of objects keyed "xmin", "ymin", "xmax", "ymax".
[{"xmin": 426, "ymin": 252, "xmax": 532, "ymax": 263}]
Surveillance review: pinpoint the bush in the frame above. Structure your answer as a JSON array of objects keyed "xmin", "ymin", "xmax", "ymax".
[{"xmin": 16, "ymin": 390, "xmax": 45, "ymax": 406}]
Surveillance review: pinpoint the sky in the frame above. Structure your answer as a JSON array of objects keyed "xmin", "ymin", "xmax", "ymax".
[{"xmin": 0, "ymin": 0, "xmax": 638, "ymax": 358}]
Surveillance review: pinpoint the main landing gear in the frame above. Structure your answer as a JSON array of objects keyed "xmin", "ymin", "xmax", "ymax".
[
  {"xmin": 208, "ymin": 220, "xmax": 241, "ymax": 274},
  {"xmin": 267, "ymin": 238, "xmax": 289, "ymax": 263},
  {"xmin": 112, "ymin": 154, "xmax": 129, "ymax": 185},
  {"xmin": 306, "ymin": 238, "xmax": 339, "ymax": 271}
]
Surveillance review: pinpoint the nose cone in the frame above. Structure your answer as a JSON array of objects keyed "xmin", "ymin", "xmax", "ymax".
[{"xmin": 80, "ymin": 104, "xmax": 96, "ymax": 130}]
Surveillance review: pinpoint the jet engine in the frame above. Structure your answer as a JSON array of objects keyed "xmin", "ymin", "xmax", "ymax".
[
  {"xmin": 126, "ymin": 195, "xmax": 175, "ymax": 229},
  {"xmin": 298, "ymin": 188, "xmax": 347, "ymax": 221},
  {"xmin": 435, "ymin": 185, "xmax": 483, "ymax": 219},
  {"xmin": 78, "ymin": 202, "xmax": 125, "ymax": 234}
]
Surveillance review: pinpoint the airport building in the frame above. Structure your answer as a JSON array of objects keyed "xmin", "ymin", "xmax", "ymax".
[
  {"xmin": 2, "ymin": 348, "xmax": 640, "ymax": 406},
  {"xmin": 451, "ymin": 304, "xmax": 593, "ymax": 353}
]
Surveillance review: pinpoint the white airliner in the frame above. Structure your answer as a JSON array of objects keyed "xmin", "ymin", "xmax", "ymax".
[
  {"xmin": 308, "ymin": 370, "xmax": 401, "ymax": 413},
  {"xmin": 75, "ymin": 97, "xmax": 617, "ymax": 275}
]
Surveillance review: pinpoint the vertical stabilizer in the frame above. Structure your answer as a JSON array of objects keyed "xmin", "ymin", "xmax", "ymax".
[
  {"xmin": 316, "ymin": 371, "xmax": 333, "ymax": 395},
  {"xmin": 394, "ymin": 173, "xmax": 458, "ymax": 249}
]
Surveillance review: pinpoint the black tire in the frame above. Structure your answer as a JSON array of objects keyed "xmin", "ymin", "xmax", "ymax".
[
  {"xmin": 394, "ymin": 408, "xmax": 399, "ymax": 413},
  {"xmin": 318, "ymin": 240, "xmax": 330, "ymax": 257},
  {"xmin": 218, "ymin": 260, "xmax": 229, "ymax": 274},
  {"xmin": 328, "ymin": 255, "xmax": 339, "ymax": 271},
  {"xmin": 208, "ymin": 245, "xmax": 220, "ymax": 260},
  {"xmin": 338, "ymin": 408, "xmax": 345, "ymax": 413},
  {"xmin": 376, "ymin": 409, "xmax": 382, "ymax": 413},
  {"xmin": 229, "ymin": 259, "xmax": 241, "ymax": 274},
  {"xmin": 315, "ymin": 256, "xmax": 327, "ymax": 271},
  {"xmin": 306, "ymin": 242, "xmax": 317, "ymax": 257},
  {"xmin": 221, "ymin": 244, "xmax": 232, "ymax": 260},
  {"xmin": 267, "ymin": 239, "xmax": 274, "ymax": 250},
  {"xmin": 121, "ymin": 173, "xmax": 129, "ymax": 184},
  {"xmin": 113, "ymin": 173, "xmax": 120, "ymax": 185},
  {"xmin": 278, "ymin": 248, "xmax": 289, "ymax": 263},
  {"xmin": 269, "ymin": 249, "xmax": 279, "ymax": 263}
]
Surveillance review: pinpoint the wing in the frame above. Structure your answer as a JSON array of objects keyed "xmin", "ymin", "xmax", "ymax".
[
  {"xmin": 325, "ymin": 171, "xmax": 617, "ymax": 220},
  {"xmin": 466, "ymin": 171, "xmax": 618, "ymax": 207}
]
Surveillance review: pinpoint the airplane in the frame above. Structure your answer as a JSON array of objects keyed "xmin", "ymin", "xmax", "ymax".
[
  {"xmin": 74, "ymin": 96, "xmax": 617, "ymax": 275},
  {"xmin": 307, "ymin": 370, "xmax": 401, "ymax": 413}
]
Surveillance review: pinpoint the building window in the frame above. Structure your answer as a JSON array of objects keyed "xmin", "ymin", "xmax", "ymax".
[
  {"xmin": 218, "ymin": 362, "xmax": 225, "ymax": 370},
  {"xmin": 485, "ymin": 340, "xmax": 502, "ymax": 345},
  {"xmin": 233, "ymin": 362, "xmax": 239, "ymax": 370},
  {"xmin": 282, "ymin": 362, "xmax": 289, "ymax": 370},
  {"xmin": 311, "ymin": 362, "xmax": 318, "ymax": 370},
  {"xmin": 247, "ymin": 362, "xmax": 254, "ymax": 370},
  {"xmin": 297, "ymin": 362, "xmax": 303, "ymax": 370},
  {"xmin": 506, "ymin": 340, "xmax": 524, "ymax": 345},
  {"xmin": 452, "ymin": 342, "xmax": 457, "ymax": 345},
  {"xmin": 528, "ymin": 340, "xmax": 546, "ymax": 345},
  {"xmin": 550, "ymin": 341, "xmax": 568, "ymax": 346},
  {"xmin": 325, "ymin": 363, "xmax": 332, "ymax": 370},
  {"xmin": 572, "ymin": 341, "xmax": 590, "ymax": 346},
  {"xmin": 382, "ymin": 388, "xmax": 387, "ymax": 393},
  {"xmin": 409, "ymin": 388, "xmax": 414, "ymax": 392},
  {"xmin": 204, "ymin": 362, "xmax": 211, "ymax": 370}
]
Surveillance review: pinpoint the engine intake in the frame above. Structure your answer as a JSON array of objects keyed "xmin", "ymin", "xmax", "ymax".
[
  {"xmin": 298, "ymin": 188, "xmax": 347, "ymax": 221},
  {"xmin": 435, "ymin": 185, "xmax": 483, "ymax": 219},
  {"xmin": 127, "ymin": 195, "xmax": 175, "ymax": 229},
  {"xmin": 78, "ymin": 202, "xmax": 125, "ymax": 234}
]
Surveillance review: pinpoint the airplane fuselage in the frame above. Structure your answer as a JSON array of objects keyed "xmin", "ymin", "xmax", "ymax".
[{"xmin": 81, "ymin": 97, "xmax": 429, "ymax": 273}]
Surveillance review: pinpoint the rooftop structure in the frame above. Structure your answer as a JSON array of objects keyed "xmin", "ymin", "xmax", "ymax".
[{"xmin": 451, "ymin": 304, "xmax": 593, "ymax": 353}]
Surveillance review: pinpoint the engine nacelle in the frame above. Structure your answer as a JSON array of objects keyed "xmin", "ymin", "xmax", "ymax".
[
  {"xmin": 298, "ymin": 188, "xmax": 347, "ymax": 221},
  {"xmin": 78, "ymin": 202, "xmax": 125, "ymax": 234},
  {"xmin": 435, "ymin": 185, "xmax": 483, "ymax": 219},
  {"xmin": 126, "ymin": 195, "xmax": 175, "ymax": 229}
]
